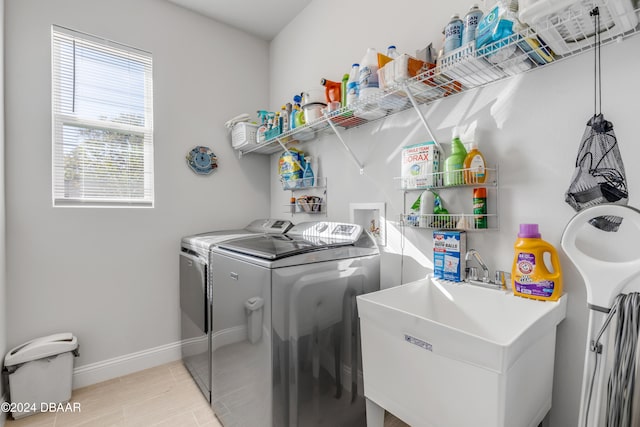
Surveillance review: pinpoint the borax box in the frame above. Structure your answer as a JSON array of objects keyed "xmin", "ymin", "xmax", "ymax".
[
  {"xmin": 401, "ymin": 141, "xmax": 441, "ymax": 188},
  {"xmin": 433, "ymin": 230, "xmax": 466, "ymax": 282}
]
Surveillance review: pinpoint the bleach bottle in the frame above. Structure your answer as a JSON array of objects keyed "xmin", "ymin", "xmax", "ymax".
[{"xmin": 511, "ymin": 224, "xmax": 563, "ymax": 301}]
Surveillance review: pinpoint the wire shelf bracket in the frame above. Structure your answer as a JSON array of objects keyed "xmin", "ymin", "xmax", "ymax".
[
  {"xmin": 403, "ymin": 82, "xmax": 443, "ymax": 153},
  {"xmin": 326, "ymin": 116, "xmax": 365, "ymax": 175}
]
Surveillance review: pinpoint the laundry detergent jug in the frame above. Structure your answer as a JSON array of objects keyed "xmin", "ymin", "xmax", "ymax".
[{"xmin": 511, "ymin": 224, "xmax": 563, "ymax": 301}]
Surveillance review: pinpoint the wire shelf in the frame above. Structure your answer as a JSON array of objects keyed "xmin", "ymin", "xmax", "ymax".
[
  {"xmin": 402, "ymin": 213, "xmax": 498, "ymax": 230},
  {"xmin": 400, "ymin": 167, "xmax": 498, "ymax": 190},
  {"xmin": 237, "ymin": 2, "xmax": 640, "ymax": 157},
  {"xmin": 281, "ymin": 176, "xmax": 327, "ymax": 191}
]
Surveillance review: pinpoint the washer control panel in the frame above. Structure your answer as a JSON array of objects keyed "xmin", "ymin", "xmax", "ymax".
[
  {"xmin": 245, "ymin": 219, "xmax": 294, "ymax": 234},
  {"xmin": 288, "ymin": 221, "xmax": 362, "ymax": 242}
]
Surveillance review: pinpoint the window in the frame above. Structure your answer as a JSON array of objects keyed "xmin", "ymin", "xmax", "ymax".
[{"xmin": 51, "ymin": 25, "xmax": 154, "ymax": 207}]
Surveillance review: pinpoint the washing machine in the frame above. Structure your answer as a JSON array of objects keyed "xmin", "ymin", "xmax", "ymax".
[
  {"xmin": 179, "ymin": 219, "xmax": 294, "ymax": 402},
  {"xmin": 209, "ymin": 221, "xmax": 380, "ymax": 427}
]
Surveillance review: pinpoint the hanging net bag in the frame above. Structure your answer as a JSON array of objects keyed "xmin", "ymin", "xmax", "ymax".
[{"xmin": 565, "ymin": 7, "xmax": 628, "ymax": 232}]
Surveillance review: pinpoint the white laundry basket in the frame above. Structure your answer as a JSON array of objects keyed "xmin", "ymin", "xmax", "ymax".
[{"xmin": 4, "ymin": 333, "xmax": 79, "ymax": 419}]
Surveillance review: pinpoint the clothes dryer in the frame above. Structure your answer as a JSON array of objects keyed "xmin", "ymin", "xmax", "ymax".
[{"xmin": 179, "ymin": 219, "xmax": 293, "ymax": 402}]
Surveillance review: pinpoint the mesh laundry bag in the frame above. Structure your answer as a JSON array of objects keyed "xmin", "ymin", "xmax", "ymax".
[
  {"xmin": 565, "ymin": 7, "xmax": 629, "ymax": 232},
  {"xmin": 565, "ymin": 114, "xmax": 628, "ymax": 232}
]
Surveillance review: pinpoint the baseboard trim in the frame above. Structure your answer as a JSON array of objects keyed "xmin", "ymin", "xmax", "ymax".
[{"xmin": 72, "ymin": 340, "xmax": 182, "ymax": 389}]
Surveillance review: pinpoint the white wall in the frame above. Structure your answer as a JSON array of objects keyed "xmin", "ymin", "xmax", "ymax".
[
  {"xmin": 268, "ymin": 1, "xmax": 640, "ymax": 426},
  {"xmin": 5, "ymin": 0, "xmax": 270, "ymax": 373}
]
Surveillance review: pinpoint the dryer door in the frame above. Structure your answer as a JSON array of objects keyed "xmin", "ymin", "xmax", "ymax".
[
  {"xmin": 180, "ymin": 251, "xmax": 208, "ymax": 332},
  {"xmin": 180, "ymin": 250, "xmax": 211, "ymax": 402}
]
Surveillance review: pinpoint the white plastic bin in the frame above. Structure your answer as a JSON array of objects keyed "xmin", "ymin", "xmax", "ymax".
[{"xmin": 4, "ymin": 333, "xmax": 79, "ymax": 419}]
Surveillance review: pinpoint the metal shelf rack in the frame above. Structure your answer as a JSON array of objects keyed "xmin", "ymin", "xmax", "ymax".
[
  {"xmin": 237, "ymin": 2, "xmax": 640, "ymax": 174},
  {"xmin": 401, "ymin": 166, "xmax": 500, "ymax": 231}
]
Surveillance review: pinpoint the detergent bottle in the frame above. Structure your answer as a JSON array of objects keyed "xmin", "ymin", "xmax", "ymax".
[
  {"xmin": 358, "ymin": 48, "xmax": 382, "ymax": 102},
  {"xmin": 444, "ymin": 128, "xmax": 467, "ymax": 186},
  {"xmin": 346, "ymin": 64, "xmax": 360, "ymax": 107},
  {"xmin": 463, "ymin": 139, "xmax": 486, "ymax": 184},
  {"xmin": 511, "ymin": 224, "xmax": 563, "ymax": 301},
  {"xmin": 386, "ymin": 45, "xmax": 400, "ymax": 59},
  {"xmin": 320, "ymin": 78, "xmax": 342, "ymax": 105}
]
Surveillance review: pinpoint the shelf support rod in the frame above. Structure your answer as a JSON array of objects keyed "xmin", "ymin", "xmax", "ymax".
[
  {"xmin": 275, "ymin": 136, "xmax": 303, "ymax": 170},
  {"xmin": 326, "ymin": 116, "xmax": 365, "ymax": 175},
  {"xmin": 403, "ymin": 82, "xmax": 443, "ymax": 153}
]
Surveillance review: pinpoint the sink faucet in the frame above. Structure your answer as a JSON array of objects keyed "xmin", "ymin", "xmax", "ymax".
[
  {"xmin": 464, "ymin": 249, "xmax": 507, "ymax": 290},
  {"xmin": 465, "ymin": 249, "xmax": 490, "ymax": 282}
]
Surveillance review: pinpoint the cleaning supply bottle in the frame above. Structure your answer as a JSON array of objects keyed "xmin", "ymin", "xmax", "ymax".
[
  {"xmin": 418, "ymin": 190, "xmax": 434, "ymax": 228},
  {"xmin": 358, "ymin": 48, "xmax": 381, "ymax": 103},
  {"xmin": 444, "ymin": 14, "xmax": 463, "ymax": 54},
  {"xmin": 511, "ymin": 224, "xmax": 563, "ymax": 301},
  {"xmin": 386, "ymin": 45, "xmax": 400, "ymax": 59},
  {"xmin": 281, "ymin": 105, "xmax": 290, "ymax": 133},
  {"xmin": 461, "ymin": 4, "xmax": 483, "ymax": 46},
  {"xmin": 463, "ymin": 139, "xmax": 487, "ymax": 184},
  {"xmin": 290, "ymin": 95, "xmax": 302, "ymax": 129},
  {"xmin": 346, "ymin": 64, "xmax": 360, "ymax": 107},
  {"xmin": 473, "ymin": 187, "xmax": 487, "ymax": 229},
  {"xmin": 256, "ymin": 110, "xmax": 270, "ymax": 143},
  {"xmin": 302, "ymin": 156, "xmax": 315, "ymax": 187},
  {"xmin": 320, "ymin": 78, "xmax": 342, "ymax": 105},
  {"xmin": 444, "ymin": 129, "xmax": 467, "ymax": 186},
  {"xmin": 433, "ymin": 192, "xmax": 451, "ymax": 228},
  {"xmin": 293, "ymin": 105, "xmax": 305, "ymax": 128},
  {"xmin": 341, "ymin": 74, "xmax": 349, "ymax": 108}
]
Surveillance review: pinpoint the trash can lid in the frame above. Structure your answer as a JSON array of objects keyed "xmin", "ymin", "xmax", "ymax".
[{"xmin": 4, "ymin": 332, "xmax": 78, "ymax": 367}]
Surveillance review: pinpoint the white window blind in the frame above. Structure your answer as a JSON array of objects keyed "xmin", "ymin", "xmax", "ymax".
[{"xmin": 52, "ymin": 25, "xmax": 154, "ymax": 207}]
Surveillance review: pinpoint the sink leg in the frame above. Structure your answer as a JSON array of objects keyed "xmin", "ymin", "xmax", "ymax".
[{"xmin": 365, "ymin": 398, "xmax": 384, "ymax": 427}]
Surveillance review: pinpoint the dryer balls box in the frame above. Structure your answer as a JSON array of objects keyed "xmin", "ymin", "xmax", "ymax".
[
  {"xmin": 433, "ymin": 230, "xmax": 466, "ymax": 282},
  {"xmin": 401, "ymin": 141, "xmax": 441, "ymax": 188}
]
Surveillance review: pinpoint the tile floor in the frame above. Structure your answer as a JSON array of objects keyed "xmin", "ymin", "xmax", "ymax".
[{"xmin": 5, "ymin": 361, "xmax": 409, "ymax": 427}]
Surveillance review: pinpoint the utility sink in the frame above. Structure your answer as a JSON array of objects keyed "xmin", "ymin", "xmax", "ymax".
[{"xmin": 357, "ymin": 277, "xmax": 567, "ymax": 427}]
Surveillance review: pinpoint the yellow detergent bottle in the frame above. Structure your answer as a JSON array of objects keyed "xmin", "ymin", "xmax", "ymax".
[{"xmin": 511, "ymin": 224, "xmax": 563, "ymax": 301}]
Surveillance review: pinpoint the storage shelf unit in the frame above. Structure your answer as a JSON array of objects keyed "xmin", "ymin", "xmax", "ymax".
[
  {"xmin": 402, "ymin": 213, "xmax": 499, "ymax": 231},
  {"xmin": 402, "ymin": 166, "xmax": 499, "ymax": 231},
  {"xmin": 399, "ymin": 167, "xmax": 498, "ymax": 191},
  {"xmin": 283, "ymin": 177, "xmax": 327, "ymax": 216},
  {"xmin": 237, "ymin": 2, "xmax": 640, "ymax": 170}
]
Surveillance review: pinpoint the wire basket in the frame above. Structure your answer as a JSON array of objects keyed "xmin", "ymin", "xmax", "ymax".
[
  {"xmin": 231, "ymin": 122, "xmax": 258, "ymax": 149},
  {"xmin": 437, "ymin": 43, "xmax": 507, "ymax": 88},
  {"xmin": 518, "ymin": 0, "xmax": 638, "ymax": 55}
]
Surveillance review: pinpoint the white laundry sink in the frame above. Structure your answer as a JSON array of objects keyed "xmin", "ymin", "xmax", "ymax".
[{"xmin": 357, "ymin": 277, "xmax": 567, "ymax": 427}]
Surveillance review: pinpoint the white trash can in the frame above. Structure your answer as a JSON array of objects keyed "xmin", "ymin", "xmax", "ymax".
[{"xmin": 4, "ymin": 332, "xmax": 79, "ymax": 419}]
